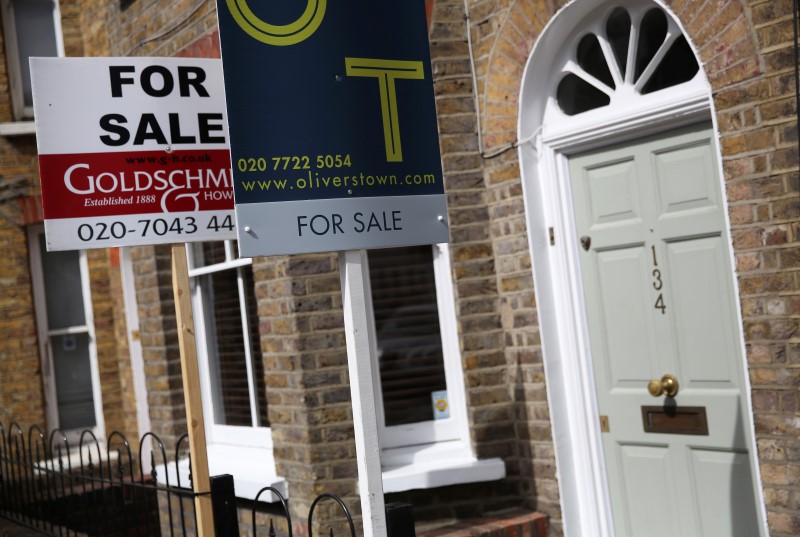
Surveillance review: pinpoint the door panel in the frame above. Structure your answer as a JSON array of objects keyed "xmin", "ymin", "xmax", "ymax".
[
  {"xmin": 569, "ymin": 123, "xmax": 763, "ymax": 536},
  {"xmin": 596, "ymin": 247, "xmax": 656, "ymax": 384},
  {"xmin": 690, "ymin": 449, "xmax": 761, "ymax": 536},
  {"xmin": 668, "ymin": 238, "xmax": 736, "ymax": 384},
  {"xmin": 617, "ymin": 444, "xmax": 677, "ymax": 537},
  {"xmin": 585, "ymin": 158, "xmax": 641, "ymax": 226},
  {"xmin": 653, "ymin": 139, "xmax": 720, "ymax": 216}
]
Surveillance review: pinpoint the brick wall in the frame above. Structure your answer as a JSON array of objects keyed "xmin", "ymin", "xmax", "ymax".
[
  {"xmin": 130, "ymin": 243, "xmax": 187, "ymax": 448},
  {"xmin": 435, "ymin": 0, "xmax": 533, "ymax": 514},
  {"xmin": 73, "ymin": 0, "xmax": 141, "ymax": 444},
  {"xmin": 432, "ymin": 0, "xmax": 563, "ymax": 530},
  {"xmin": 464, "ymin": 0, "xmax": 566, "ymax": 530},
  {"xmin": 0, "ymin": 0, "xmax": 138, "ymax": 440},
  {"xmin": 61, "ymin": 0, "xmax": 86, "ymax": 56},
  {"xmin": 108, "ymin": 247, "xmax": 141, "ymax": 438},
  {"xmin": 712, "ymin": 1, "xmax": 800, "ymax": 535},
  {"xmin": 0, "ymin": 219, "xmax": 42, "ymax": 426},
  {"xmin": 108, "ymin": 0, "xmax": 219, "ymax": 58},
  {"xmin": 0, "ymin": 0, "xmax": 43, "ymax": 425},
  {"xmin": 256, "ymin": 252, "xmax": 363, "ymax": 535},
  {"xmin": 87, "ymin": 248, "xmax": 128, "ymax": 436},
  {"xmin": 0, "ymin": 135, "xmax": 42, "ymax": 427}
]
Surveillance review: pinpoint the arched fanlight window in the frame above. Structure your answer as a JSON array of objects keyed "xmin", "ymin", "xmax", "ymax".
[{"xmin": 556, "ymin": 5, "xmax": 699, "ymax": 116}]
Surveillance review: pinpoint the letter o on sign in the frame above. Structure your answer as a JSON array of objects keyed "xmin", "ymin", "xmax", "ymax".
[
  {"xmin": 309, "ymin": 214, "xmax": 331, "ymax": 235},
  {"xmin": 225, "ymin": 0, "xmax": 327, "ymax": 46}
]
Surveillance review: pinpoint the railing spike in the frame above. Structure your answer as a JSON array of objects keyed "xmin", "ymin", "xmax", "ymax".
[
  {"xmin": 150, "ymin": 451, "xmax": 158, "ymax": 484},
  {"xmin": 117, "ymin": 449, "xmax": 125, "ymax": 481}
]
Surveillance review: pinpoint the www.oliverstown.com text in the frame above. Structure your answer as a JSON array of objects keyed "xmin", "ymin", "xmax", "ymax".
[{"xmin": 241, "ymin": 170, "xmax": 436, "ymax": 192}]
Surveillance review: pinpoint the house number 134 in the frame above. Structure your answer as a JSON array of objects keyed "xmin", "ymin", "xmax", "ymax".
[{"xmin": 651, "ymin": 245, "xmax": 666, "ymax": 314}]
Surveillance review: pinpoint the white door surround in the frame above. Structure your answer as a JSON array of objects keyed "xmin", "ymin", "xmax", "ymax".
[{"xmin": 516, "ymin": 1, "xmax": 767, "ymax": 536}]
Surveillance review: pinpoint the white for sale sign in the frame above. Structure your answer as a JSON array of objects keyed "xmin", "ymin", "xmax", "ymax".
[{"xmin": 31, "ymin": 57, "xmax": 235, "ymax": 251}]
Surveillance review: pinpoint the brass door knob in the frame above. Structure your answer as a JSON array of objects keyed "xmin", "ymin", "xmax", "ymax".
[{"xmin": 647, "ymin": 374, "xmax": 679, "ymax": 397}]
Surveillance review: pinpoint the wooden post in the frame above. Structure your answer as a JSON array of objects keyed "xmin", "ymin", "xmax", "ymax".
[
  {"xmin": 339, "ymin": 249, "xmax": 387, "ymax": 537},
  {"xmin": 171, "ymin": 243, "xmax": 216, "ymax": 537}
]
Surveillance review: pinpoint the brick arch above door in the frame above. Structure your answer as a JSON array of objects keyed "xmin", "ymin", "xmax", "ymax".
[{"xmin": 472, "ymin": 0, "xmax": 763, "ymax": 155}]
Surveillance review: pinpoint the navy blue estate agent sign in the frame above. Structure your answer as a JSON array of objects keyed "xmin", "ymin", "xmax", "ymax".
[{"xmin": 216, "ymin": 0, "xmax": 449, "ymax": 256}]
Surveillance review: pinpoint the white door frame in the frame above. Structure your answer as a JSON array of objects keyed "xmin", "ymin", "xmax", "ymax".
[{"xmin": 516, "ymin": 2, "xmax": 767, "ymax": 535}]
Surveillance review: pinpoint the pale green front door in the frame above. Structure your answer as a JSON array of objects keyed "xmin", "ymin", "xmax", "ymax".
[{"xmin": 569, "ymin": 123, "xmax": 764, "ymax": 537}]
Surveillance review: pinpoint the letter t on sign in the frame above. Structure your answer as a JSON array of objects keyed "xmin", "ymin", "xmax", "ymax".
[{"xmin": 345, "ymin": 58, "xmax": 424, "ymax": 162}]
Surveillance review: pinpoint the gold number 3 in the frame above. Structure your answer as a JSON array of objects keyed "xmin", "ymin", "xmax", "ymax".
[{"xmin": 226, "ymin": 0, "xmax": 327, "ymax": 46}]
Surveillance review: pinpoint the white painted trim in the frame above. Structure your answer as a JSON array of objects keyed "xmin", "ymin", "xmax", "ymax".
[
  {"xmin": 187, "ymin": 257, "xmax": 251, "ymax": 277},
  {"xmin": 383, "ymin": 455, "xmax": 505, "ymax": 493},
  {"xmin": 158, "ymin": 444, "xmax": 287, "ymax": 502},
  {"xmin": 1, "ymin": 0, "xmax": 64, "ymax": 121},
  {"xmin": 80, "ymin": 249, "xmax": 106, "ymax": 442},
  {"xmin": 541, "ymin": 92, "xmax": 710, "ymax": 153},
  {"xmin": 0, "ymin": 121, "xmax": 35, "ymax": 136},
  {"xmin": 27, "ymin": 226, "xmax": 59, "ymax": 432},
  {"xmin": 120, "ymin": 247, "xmax": 152, "ymax": 469},
  {"xmin": 518, "ymin": 138, "xmax": 616, "ymax": 537},
  {"xmin": 1, "ymin": 0, "xmax": 25, "ymax": 121},
  {"xmin": 190, "ymin": 259, "xmax": 224, "ymax": 441},
  {"xmin": 236, "ymin": 264, "xmax": 260, "ymax": 428},
  {"xmin": 516, "ymin": 1, "xmax": 769, "ymax": 536},
  {"xmin": 46, "ymin": 326, "xmax": 90, "ymax": 337},
  {"xmin": 432, "ymin": 243, "xmax": 473, "ymax": 448},
  {"xmin": 339, "ymin": 249, "xmax": 387, "ymax": 537},
  {"xmin": 380, "ymin": 439, "xmax": 505, "ymax": 493},
  {"xmin": 356, "ymin": 244, "xmax": 499, "ymax": 492},
  {"xmin": 186, "ymin": 242, "xmax": 274, "ymax": 449}
]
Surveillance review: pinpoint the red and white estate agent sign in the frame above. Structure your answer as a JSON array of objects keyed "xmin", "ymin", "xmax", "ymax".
[{"xmin": 31, "ymin": 57, "xmax": 235, "ymax": 250}]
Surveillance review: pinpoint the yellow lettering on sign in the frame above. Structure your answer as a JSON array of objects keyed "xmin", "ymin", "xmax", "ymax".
[
  {"xmin": 226, "ymin": 0, "xmax": 326, "ymax": 46},
  {"xmin": 345, "ymin": 58, "xmax": 425, "ymax": 163}
]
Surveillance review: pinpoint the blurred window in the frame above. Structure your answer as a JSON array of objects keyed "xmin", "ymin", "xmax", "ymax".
[
  {"xmin": 29, "ymin": 228, "xmax": 103, "ymax": 439},
  {"xmin": 1, "ymin": 0, "xmax": 63, "ymax": 120}
]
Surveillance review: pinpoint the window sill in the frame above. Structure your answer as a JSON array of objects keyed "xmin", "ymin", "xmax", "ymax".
[
  {"xmin": 381, "ymin": 442, "xmax": 505, "ymax": 493},
  {"xmin": 159, "ymin": 441, "xmax": 504, "ymax": 498},
  {"xmin": 382, "ymin": 457, "xmax": 505, "ymax": 493},
  {"xmin": 0, "ymin": 121, "xmax": 35, "ymax": 136},
  {"xmin": 33, "ymin": 443, "xmax": 117, "ymax": 475},
  {"xmin": 161, "ymin": 443, "xmax": 287, "ymax": 502}
]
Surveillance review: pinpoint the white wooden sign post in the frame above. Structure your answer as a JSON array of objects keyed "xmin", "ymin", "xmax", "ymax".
[{"xmin": 339, "ymin": 250, "xmax": 387, "ymax": 537}]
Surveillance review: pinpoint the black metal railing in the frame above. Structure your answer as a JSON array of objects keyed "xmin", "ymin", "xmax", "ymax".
[
  {"xmin": 0, "ymin": 422, "xmax": 200, "ymax": 537},
  {"xmin": 0, "ymin": 422, "xmax": 404, "ymax": 537}
]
